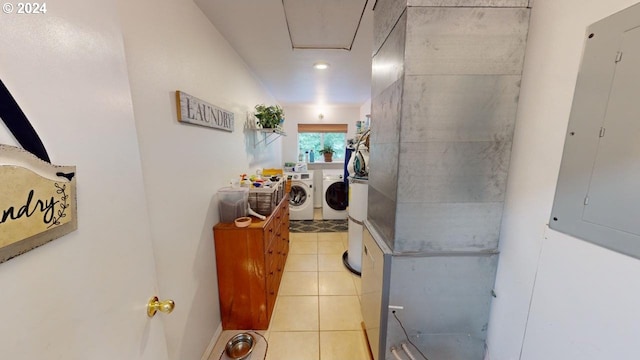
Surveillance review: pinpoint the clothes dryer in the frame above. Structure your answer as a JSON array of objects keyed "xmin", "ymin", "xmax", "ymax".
[
  {"xmin": 322, "ymin": 169, "xmax": 348, "ymax": 220},
  {"xmin": 285, "ymin": 172, "xmax": 314, "ymax": 220}
]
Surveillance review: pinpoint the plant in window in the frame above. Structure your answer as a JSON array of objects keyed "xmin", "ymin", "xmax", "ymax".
[
  {"xmin": 254, "ymin": 104, "xmax": 284, "ymax": 129},
  {"xmin": 319, "ymin": 144, "xmax": 335, "ymax": 162}
]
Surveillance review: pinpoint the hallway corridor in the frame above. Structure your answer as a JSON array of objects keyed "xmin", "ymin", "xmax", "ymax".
[{"xmin": 210, "ymin": 228, "xmax": 370, "ymax": 360}]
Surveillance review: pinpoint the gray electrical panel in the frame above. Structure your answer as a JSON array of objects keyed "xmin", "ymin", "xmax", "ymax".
[{"xmin": 550, "ymin": 3, "xmax": 640, "ymax": 258}]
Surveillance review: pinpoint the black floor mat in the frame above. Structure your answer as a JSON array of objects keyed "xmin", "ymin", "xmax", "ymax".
[{"xmin": 289, "ymin": 220, "xmax": 348, "ymax": 233}]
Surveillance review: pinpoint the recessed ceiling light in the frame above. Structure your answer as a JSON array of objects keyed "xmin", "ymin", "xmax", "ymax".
[{"xmin": 313, "ymin": 62, "xmax": 329, "ymax": 70}]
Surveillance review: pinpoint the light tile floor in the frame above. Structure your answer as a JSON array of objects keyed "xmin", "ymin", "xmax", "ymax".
[
  {"xmin": 209, "ymin": 209, "xmax": 371, "ymax": 360},
  {"xmin": 267, "ymin": 229, "xmax": 370, "ymax": 360}
]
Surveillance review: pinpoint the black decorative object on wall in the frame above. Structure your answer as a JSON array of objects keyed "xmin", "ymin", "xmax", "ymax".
[{"xmin": 0, "ymin": 79, "xmax": 50, "ymax": 163}]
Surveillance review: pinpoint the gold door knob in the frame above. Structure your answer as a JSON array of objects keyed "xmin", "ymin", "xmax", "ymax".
[{"xmin": 147, "ymin": 296, "xmax": 175, "ymax": 317}]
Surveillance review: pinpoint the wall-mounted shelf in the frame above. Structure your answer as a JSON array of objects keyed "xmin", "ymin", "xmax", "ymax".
[{"xmin": 253, "ymin": 128, "xmax": 286, "ymax": 147}]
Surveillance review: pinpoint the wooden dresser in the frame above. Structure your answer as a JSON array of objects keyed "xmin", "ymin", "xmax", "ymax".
[{"xmin": 213, "ymin": 196, "xmax": 290, "ymax": 330}]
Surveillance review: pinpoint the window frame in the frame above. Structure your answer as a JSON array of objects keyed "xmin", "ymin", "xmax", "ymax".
[{"xmin": 297, "ymin": 123, "xmax": 348, "ymax": 162}]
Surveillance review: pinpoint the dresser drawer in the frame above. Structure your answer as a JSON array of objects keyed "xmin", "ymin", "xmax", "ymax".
[{"xmin": 213, "ymin": 195, "xmax": 290, "ymax": 330}]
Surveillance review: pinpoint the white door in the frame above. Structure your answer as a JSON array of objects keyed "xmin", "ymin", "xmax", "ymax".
[{"xmin": 0, "ymin": 1, "xmax": 170, "ymax": 359}]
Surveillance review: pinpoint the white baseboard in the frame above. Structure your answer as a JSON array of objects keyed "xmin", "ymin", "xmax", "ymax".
[{"xmin": 201, "ymin": 324, "xmax": 223, "ymax": 360}]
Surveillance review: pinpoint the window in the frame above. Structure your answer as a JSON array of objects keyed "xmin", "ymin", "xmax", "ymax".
[{"xmin": 297, "ymin": 124, "xmax": 347, "ymax": 162}]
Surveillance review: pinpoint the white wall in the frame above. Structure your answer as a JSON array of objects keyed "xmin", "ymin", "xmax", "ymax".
[
  {"xmin": 487, "ymin": 1, "xmax": 640, "ymax": 359},
  {"xmin": 359, "ymin": 99, "xmax": 372, "ymax": 123},
  {"xmin": 116, "ymin": 0, "xmax": 281, "ymax": 359}
]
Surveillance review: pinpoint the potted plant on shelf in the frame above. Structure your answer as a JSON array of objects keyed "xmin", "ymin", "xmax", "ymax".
[
  {"xmin": 254, "ymin": 104, "xmax": 284, "ymax": 129},
  {"xmin": 319, "ymin": 145, "xmax": 335, "ymax": 162}
]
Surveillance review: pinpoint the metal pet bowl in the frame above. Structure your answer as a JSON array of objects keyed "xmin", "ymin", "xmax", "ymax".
[{"xmin": 225, "ymin": 333, "xmax": 255, "ymax": 360}]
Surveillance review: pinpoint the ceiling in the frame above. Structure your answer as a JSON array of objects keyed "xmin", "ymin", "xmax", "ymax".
[{"xmin": 194, "ymin": 0, "xmax": 374, "ymax": 107}]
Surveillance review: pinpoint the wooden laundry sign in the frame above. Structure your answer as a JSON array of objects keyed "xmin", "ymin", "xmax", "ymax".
[
  {"xmin": 0, "ymin": 80, "xmax": 78, "ymax": 264},
  {"xmin": 175, "ymin": 91, "xmax": 234, "ymax": 132},
  {"xmin": 0, "ymin": 145, "xmax": 77, "ymax": 263}
]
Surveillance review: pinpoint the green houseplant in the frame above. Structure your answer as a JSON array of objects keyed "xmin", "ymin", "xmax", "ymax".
[
  {"xmin": 254, "ymin": 104, "xmax": 284, "ymax": 129},
  {"xmin": 319, "ymin": 145, "xmax": 335, "ymax": 162}
]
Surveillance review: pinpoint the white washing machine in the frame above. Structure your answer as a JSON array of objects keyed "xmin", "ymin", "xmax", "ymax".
[
  {"xmin": 322, "ymin": 169, "xmax": 348, "ymax": 220},
  {"xmin": 285, "ymin": 172, "xmax": 314, "ymax": 220}
]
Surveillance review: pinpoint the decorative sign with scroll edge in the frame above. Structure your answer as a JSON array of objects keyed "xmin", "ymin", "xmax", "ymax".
[
  {"xmin": 0, "ymin": 145, "xmax": 77, "ymax": 263},
  {"xmin": 175, "ymin": 91, "xmax": 234, "ymax": 132}
]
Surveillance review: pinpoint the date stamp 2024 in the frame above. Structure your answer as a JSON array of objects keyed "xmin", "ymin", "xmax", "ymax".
[{"xmin": 2, "ymin": 2, "xmax": 47, "ymax": 14}]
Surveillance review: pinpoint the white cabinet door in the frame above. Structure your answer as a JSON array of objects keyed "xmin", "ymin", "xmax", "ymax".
[{"xmin": 0, "ymin": 1, "xmax": 169, "ymax": 359}]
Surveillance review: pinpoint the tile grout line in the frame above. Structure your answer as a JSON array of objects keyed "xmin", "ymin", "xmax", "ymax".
[
  {"xmin": 316, "ymin": 235, "xmax": 321, "ymax": 360},
  {"xmin": 285, "ymin": 232, "xmax": 365, "ymax": 359}
]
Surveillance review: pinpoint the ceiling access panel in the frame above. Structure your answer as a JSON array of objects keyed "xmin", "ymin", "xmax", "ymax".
[{"xmin": 283, "ymin": 0, "xmax": 369, "ymax": 50}]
